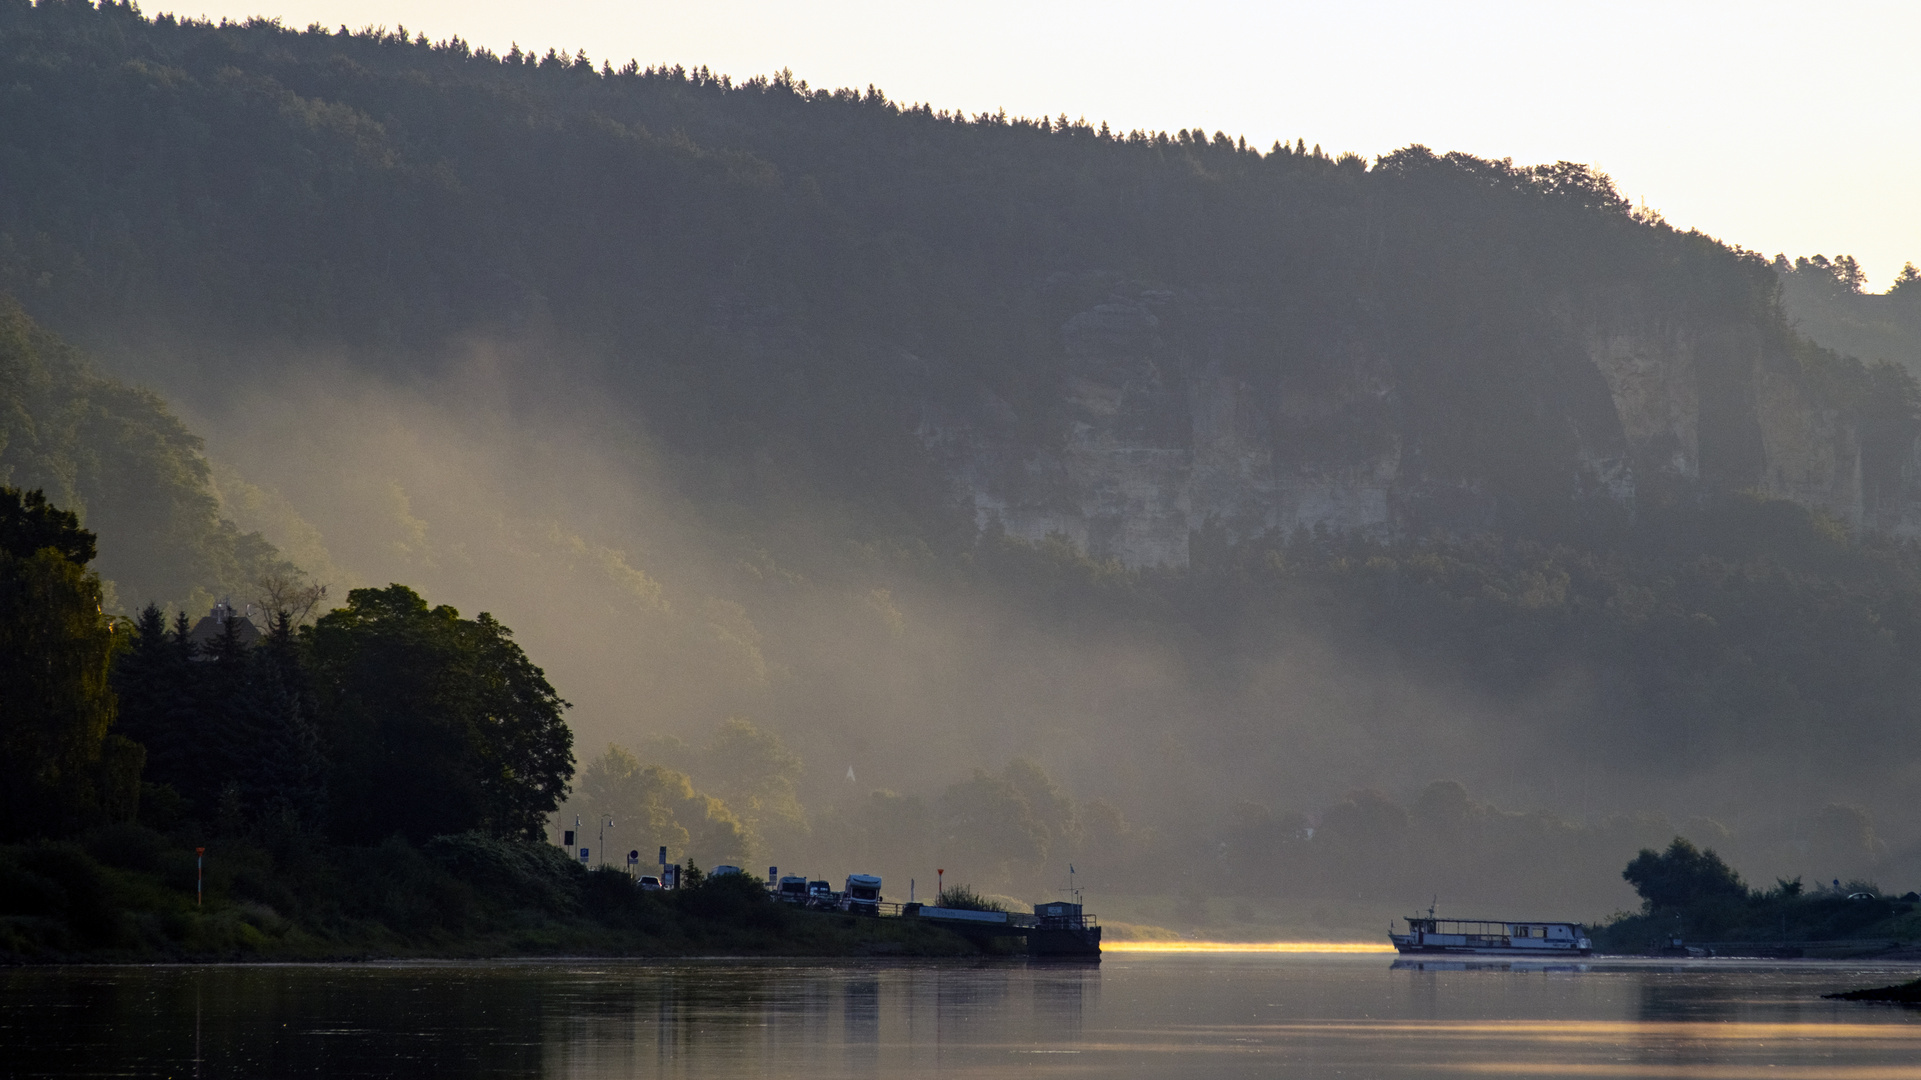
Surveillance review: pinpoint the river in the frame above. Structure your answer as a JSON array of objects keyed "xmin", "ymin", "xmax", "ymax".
[{"xmin": 5, "ymin": 952, "xmax": 1920, "ymax": 1077}]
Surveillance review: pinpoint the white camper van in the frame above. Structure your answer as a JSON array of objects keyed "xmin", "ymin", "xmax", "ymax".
[{"xmin": 843, "ymin": 874, "xmax": 882, "ymax": 915}]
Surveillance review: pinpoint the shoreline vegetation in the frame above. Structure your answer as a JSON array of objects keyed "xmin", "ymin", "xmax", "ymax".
[
  {"xmin": 0, "ymin": 479, "xmax": 980, "ymax": 964},
  {"xmin": 11, "ymin": 822, "xmax": 1921, "ymax": 964},
  {"xmin": 1587, "ymin": 838, "xmax": 1921, "ymax": 958},
  {"xmin": 0, "ymin": 828, "xmax": 986, "ymax": 963}
]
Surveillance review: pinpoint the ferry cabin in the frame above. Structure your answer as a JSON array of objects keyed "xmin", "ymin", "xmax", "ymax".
[{"xmin": 1391, "ymin": 917, "xmax": 1591, "ymax": 956}]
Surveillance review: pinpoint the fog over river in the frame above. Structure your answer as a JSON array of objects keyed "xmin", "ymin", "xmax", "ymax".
[{"xmin": 6, "ymin": 954, "xmax": 1921, "ymax": 1078}]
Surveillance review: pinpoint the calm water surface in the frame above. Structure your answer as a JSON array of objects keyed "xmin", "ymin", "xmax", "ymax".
[{"xmin": 5, "ymin": 954, "xmax": 1921, "ymax": 1078}]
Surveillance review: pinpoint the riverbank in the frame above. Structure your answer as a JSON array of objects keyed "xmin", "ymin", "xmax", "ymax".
[
  {"xmin": 0, "ymin": 827, "xmax": 982, "ymax": 963},
  {"xmin": 1590, "ymin": 892, "xmax": 1921, "ymax": 958}
]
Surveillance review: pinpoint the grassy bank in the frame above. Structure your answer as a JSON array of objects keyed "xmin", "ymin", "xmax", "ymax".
[{"xmin": 0, "ymin": 826, "xmax": 979, "ymax": 963}]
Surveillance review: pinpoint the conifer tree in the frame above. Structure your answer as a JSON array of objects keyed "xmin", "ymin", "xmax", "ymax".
[
  {"xmin": 234, "ymin": 611, "xmax": 328, "ymax": 835},
  {"xmin": 111, "ymin": 604, "xmax": 201, "ymax": 806}
]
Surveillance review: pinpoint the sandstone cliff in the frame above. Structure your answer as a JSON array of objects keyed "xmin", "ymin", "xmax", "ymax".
[{"xmin": 915, "ymin": 285, "xmax": 1920, "ymax": 567}]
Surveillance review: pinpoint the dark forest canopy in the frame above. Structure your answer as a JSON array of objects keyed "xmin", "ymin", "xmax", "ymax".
[{"xmin": 0, "ymin": 0, "xmax": 1851, "ymax": 538}]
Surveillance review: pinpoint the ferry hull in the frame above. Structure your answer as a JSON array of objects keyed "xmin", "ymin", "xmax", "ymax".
[{"xmin": 1029, "ymin": 924, "xmax": 1102, "ymax": 958}]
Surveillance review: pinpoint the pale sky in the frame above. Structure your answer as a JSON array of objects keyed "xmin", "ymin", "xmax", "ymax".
[{"xmin": 171, "ymin": 0, "xmax": 1918, "ymax": 287}]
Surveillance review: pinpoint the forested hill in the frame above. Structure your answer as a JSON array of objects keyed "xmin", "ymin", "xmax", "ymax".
[
  {"xmin": 0, "ymin": 296, "xmax": 292, "ymax": 608},
  {"xmin": 16, "ymin": 1, "xmax": 1921, "ymax": 920},
  {"xmin": 4, "ymin": 2, "xmax": 1915, "ymax": 558}
]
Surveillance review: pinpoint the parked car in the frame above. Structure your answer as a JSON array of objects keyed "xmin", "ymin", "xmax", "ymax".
[
  {"xmin": 637, "ymin": 875, "xmax": 662, "ymax": 891},
  {"xmin": 776, "ymin": 875, "xmax": 811, "ymax": 903}
]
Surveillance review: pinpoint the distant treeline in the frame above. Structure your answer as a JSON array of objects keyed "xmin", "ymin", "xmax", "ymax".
[
  {"xmin": 1777, "ymin": 254, "xmax": 1921, "ymax": 377},
  {"xmin": 863, "ymin": 506, "xmax": 1921, "ymax": 873},
  {"xmin": 566, "ymin": 737, "xmax": 1888, "ymax": 920}
]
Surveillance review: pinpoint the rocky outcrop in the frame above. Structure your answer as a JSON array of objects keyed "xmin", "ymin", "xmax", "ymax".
[
  {"xmin": 913, "ymin": 286, "xmax": 1921, "ymax": 566},
  {"xmin": 915, "ymin": 293, "xmax": 1402, "ymax": 567}
]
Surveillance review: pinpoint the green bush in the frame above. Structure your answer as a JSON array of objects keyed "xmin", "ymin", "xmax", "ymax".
[
  {"xmin": 6, "ymin": 843, "xmax": 119, "ymax": 943},
  {"xmin": 427, "ymin": 831, "xmax": 583, "ymax": 913},
  {"xmin": 577, "ymin": 866, "xmax": 667, "ymax": 929},
  {"xmin": 0, "ymin": 849, "xmax": 67, "ymax": 918},
  {"xmin": 80, "ymin": 822, "xmax": 172, "ymax": 875},
  {"xmin": 935, "ymin": 885, "xmax": 1005, "ymax": 912},
  {"xmin": 335, "ymin": 836, "xmax": 479, "ymax": 934},
  {"xmin": 675, "ymin": 870, "xmax": 784, "ymax": 928}
]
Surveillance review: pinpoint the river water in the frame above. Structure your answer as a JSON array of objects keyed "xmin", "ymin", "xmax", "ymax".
[{"xmin": 5, "ymin": 953, "xmax": 1921, "ymax": 1078}]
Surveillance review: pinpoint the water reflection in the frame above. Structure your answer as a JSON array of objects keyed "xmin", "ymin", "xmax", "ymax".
[
  {"xmin": 3, "ymin": 956, "xmax": 1919, "ymax": 1078},
  {"xmin": 1393, "ymin": 959, "xmax": 1594, "ymax": 973}
]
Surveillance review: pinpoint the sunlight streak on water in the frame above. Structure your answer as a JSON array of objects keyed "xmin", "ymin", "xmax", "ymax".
[
  {"xmin": 1231, "ymin": 1019, "xmax": 1921, "ymax": 1039},
  {"xmin": 1104, "ymin": 940, "xmax": 1396, "ymax": 952}
]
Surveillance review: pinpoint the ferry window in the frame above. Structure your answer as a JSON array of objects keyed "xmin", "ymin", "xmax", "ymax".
[{"xmin": 1515, "ymin": 926, "xmax": 1529, "ymax": 937}]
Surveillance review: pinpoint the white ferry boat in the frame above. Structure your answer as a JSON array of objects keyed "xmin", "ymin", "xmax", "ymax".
[{"xmin": 1390, "ymin": 912, "xmax": 1591, "ymax": 957}]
